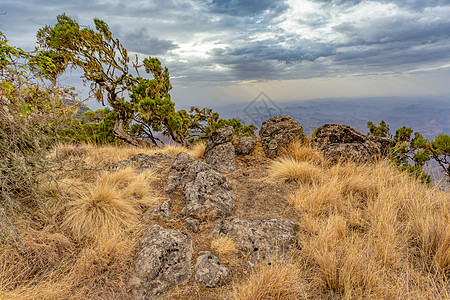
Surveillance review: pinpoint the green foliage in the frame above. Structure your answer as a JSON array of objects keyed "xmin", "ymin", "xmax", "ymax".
[
  {"xmin": 58, "ymin": 108, "xmax": 120, "ymax": 144},
  {"xmin": 37, "ymin": 15, "xmax": 256, "ymax": 146},
  {"xmin": 367, "ymin": 120, "xmax": 389, "ymax": 137},
  {"xmin": 391, "ymin": 126, "xmax": 431, "ymax": 183}
]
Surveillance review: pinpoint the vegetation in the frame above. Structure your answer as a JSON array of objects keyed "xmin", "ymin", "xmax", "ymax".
[
  {"xmin": 37, "ymin": 14, "xmax": 256, "ymax": 147},
  {"xmin": 368, "ymin": 120, "xmax": 450, "ymax": 182},
  {"xmin": 1, "ymin": 17, "xmax": 449, "ymax": 300}
]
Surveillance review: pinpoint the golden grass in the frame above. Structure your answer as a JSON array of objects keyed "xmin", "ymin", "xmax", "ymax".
[
  {"xmin": 282, "ymin": 139, "xmax": 327, "ymax": 167},
  {"xmin": 188, "ymin": 141, "xmax": 206, "ymax": 159},
  {"xmin": 211, "ymin": 236, "xmax": 237, "ymax": 256},
  {"xmin": 62, "ymin": 167, "xmax": 159, "ymax": 242},
  {"xmin": 286, "ymin": 157, "xmax": 450, "ymax": 299},
  {"xmin": 230, "ymin": 256, "xmax": 307, "ymax": 300},
  {"xmin": 269, "ymin": 157, "xmax": 324, "ymax": 184}
]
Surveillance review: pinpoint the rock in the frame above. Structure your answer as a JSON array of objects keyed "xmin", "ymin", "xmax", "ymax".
[
  {"xmin": 259, "ymin": 116, "xmax": 306, "ymax": 159},
  {"xmin": 185, "ymin": 217, "xmax": 200, "ymax": 233},
  {"xmin": 214, "ymin": 218, "xmax": 300, "ymax": 262},
  {"xmin": 143, "ymin": 199, "xmax": 173, "ymax": 220},
  {"xmin": 368, "ymin": 135, "xmax": 393, "ymax": 156},
  {"xmin": 204, "ymin": 126, "xmax": 236, "ymax": 173},
  {"xmin": 113, "ymin": 153, "xmax": 173, "ymax": 170},
  {"xmin": 311, "ymin": 124, "xmax": 390, "ymax": 164},
  {"xmin": 165, "ymin": 153, "xmax": 235, "ymax": 222},
  {"xmin": 129, "ymin": 225, "xmax": 192, "ymax": 300},
  {"xmin": 235, "ymin": 136, "xmax": 257, "ymax": 155},
  {"xmin": 194, "ymin": 251, "xmax": 232, "ymax": 288}
]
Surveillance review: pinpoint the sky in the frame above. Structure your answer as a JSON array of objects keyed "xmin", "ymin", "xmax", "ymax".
[{"xmin": 1, "ymin": 0, "xmax": 450, "ymax": 107}]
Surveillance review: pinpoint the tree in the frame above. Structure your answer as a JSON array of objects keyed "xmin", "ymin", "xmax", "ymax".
[
  {"xmin": 37, "ymin": 14, "xmax": 140, "ymax": 145},
  {"xmin": 368, "ymin": 120, "xmax": 450, "ymax": 183},
  {"xmin": 367, "ymin": 120, "xmax": 390, "ymax": 137},
  {"xmin": 37, "ymin": 15, "xmax": 257, "ymax": 146}
]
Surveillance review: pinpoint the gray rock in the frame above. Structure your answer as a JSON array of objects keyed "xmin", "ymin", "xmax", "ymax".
[
  {"xmin": 143, "ymin": 199, "xmax": 173, "ymax": 220},
  {"xmin": 214, "ymin": 218, "xmax": 300, "ymax": 262},
  {"xmin": 113, "ymin": 153, "xmax": 173, "ymax": 170},
  {"xmin": 259, "ymin": 116, "xmax": 306, "ymax": 159},
  {"xmin": 165, "ymin": 153, "xmax": 235, "ymax": 221},
  {"xmin": 235, "ymin": 136, "xmax": 257, "ymax": 155},
  {"xmin": 129, "ymin": 225, "xmax": 192, "ymax": 300},
  {"xmin": 204, "ymin": 126, "xmax": 236, "ymax": 173},
  {"xmin": 311, "ymin": 124, "xmax": 390, "ymax": 164},
  {"xmin": 185, "ymin": 217, "xmax": 200, "ymax": 233},
  {"xmin": 368, "ymin": 135, "xmax": 393, "ymax": 156},
  {"xmin": 194, "ymin": 251, "xmax": 232, "ymax": 288}
]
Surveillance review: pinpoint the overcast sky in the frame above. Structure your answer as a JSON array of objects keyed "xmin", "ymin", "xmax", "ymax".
[{"xmin": 1, "ymin": 0, "xmax": 450, "ymax": 107}]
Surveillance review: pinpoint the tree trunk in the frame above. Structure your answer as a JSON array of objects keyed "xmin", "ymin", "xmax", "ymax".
[{"xmin": 113, "ymin": 116, "xmax": 151, "ymax": 147}]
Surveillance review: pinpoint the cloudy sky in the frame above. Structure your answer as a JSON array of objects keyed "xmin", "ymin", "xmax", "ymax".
[{"xmin": 1, "ymin": 0, "xmax": 450, "ymax": 107}]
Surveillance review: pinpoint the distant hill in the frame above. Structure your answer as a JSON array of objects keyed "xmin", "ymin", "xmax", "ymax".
[{"xmin": 210, "ymin": 96, "xmax": 450, "ymax": 139}]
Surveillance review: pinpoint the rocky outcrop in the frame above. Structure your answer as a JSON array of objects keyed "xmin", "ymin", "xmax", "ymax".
[
  {"xmin": 214, "ymin": 218, "xmax": 300, "ymax": 262},
  {"xmin": 204, "ymin": 126, "xmax": 236, "ymax": 173},
  {"xmin": 368, "ymin": 135, "xmax": 393, "ymax": 156},
  {"xmin": 165, "ymin": 153, "xmax": 235, "ymax": 222},
  {"xmin": 129, "ymin": 225, "xmax": 192, "ymax": 300},
  {"xmin": 194, "ymin": 251, "xmax": 232, "ymax": 288},
  {"xmin": 311, "ymin": 124, "xmax": 390, "ymax": 164},
  {"xmin": 143, "ymin": 199, "xmax": 173, "ymax": 220},
  {"xmin": 235, "ymin": 136, "xmax": 257, "ymax": 156},
  {"xmin": 114, "ymin": 153, "xmax": 173, "ymax": 170},
  {"xmin": 259, "ymin": 116, "xmax": 306, "ymax": 159}
]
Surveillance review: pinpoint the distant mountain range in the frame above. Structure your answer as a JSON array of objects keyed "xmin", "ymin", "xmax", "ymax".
[{"xmin": 209, "ymin": 96, "xmax": 450, "ymax": 139}]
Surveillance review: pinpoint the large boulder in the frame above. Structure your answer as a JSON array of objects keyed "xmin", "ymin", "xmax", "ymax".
[
  {"xmin": 194, "ymin": 251, "xmax": 232, "ymax": 288},
  {"xmin": 259, "ymin": 116, "xmax": 306, "ymax": 159},
  {"xmin": 165, "ymin": 153, "xmax": 235, "ymax": 222},
  {"xmin": 311, "ymin": 124, "xmax": 391, "ymax": 164},
  {"xmin": 235, "ymin": 136, "xmax": 257, "ymax": 156},
  {"xmin": 204, "ymin": 126, "xmax": 236, "ymax": 173},
  {"xmin": 213, "ymin": 218, "xmax": 300, "ymax": 262},
  {"xmin": 129, "ymin": 225, "xmax": 192, "ymax": 300}
]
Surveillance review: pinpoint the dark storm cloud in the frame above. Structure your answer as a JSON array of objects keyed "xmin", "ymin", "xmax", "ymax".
[
  {"xmin": 121, "ymin": 29, "xmax": 179, "ymax": 55},
  {"xmin": 208, "ymin": 0, "xmax": 288, "ymax": 17},
  {"xmin": 2, "ymin": 0, "xmax": 450, "ymax": 84}
]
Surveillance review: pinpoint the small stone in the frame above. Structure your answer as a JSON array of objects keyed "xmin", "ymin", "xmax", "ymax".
[
  {"xmin": 185, "ymin": 217, "xmax": 200, "ymax": 233},
  {"xmin": 194, "ymin": 251, "xmax": 232, "ymax": 288}
]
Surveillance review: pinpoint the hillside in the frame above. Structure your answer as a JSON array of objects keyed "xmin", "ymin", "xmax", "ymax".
[{"xmin": 0, "ymin": 136, "xmax": 448, "ymax": 299}]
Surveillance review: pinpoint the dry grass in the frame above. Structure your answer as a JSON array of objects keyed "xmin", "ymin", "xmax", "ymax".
[
  {"xmin": 230, "ymin": 256, "xmax": 307, "ymax": 300},
  {"xmin": 283, "ymin": 153, "xmax": 450, "ymax": 299},
  {"xmin": 211, "ymin": 236, "xmax": 237, "ymax": 256},
  {"xmin": 2, "ymin": 141, "xmax": 449, "ymax": 300},
  {"xmin": 1, "ymin": 143, "xmax": 165, "ymax": 299},
  {"xmin": 269, "ymin": 157, "xmax": 324, "ymax": 184},
  {"xmin": 282, "ymin": 139, "xmax": 327, "ymax": 167},
  {"xmin": 62, "ymin": 167, "xmax": 159, "ymax": 242},
  {"xmin": 189, "ymin": 141, "xmax": 206, "ymax": 159}
]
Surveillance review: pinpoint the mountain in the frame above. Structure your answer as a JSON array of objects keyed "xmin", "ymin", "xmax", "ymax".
[{"xmin": 208, "ymin": 96, "xmax": 450, "ymax": 139}]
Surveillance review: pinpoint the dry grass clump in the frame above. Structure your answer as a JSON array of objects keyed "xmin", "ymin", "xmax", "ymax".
[
  {"xmin": 188, "ymin": 141, "xmax": 206, "ymax": 159},
  {"xmin": 69, "ymin": 237, "xmax": 135, "ymax": 298},
  {"xmin": 211, "ymin": 236, "xmax": 237, "ymax": 256},
  {"xmin": 285, "ymin": 158, "xmax": 450, "ymax": 299},
  {"xmin": 269, "ymin": 157, "xmax": 324, "ymax": 184},
  {"xmin": 282, "ymin": 139, "xmax": 327, "ymax": 167},
  {"xmin": 61, "ymin": 167, "xmax": 159, "ymax": 242},
  {"xmin": 230, "ymin": 257, "xmax": 307, "ymax": 300}
]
